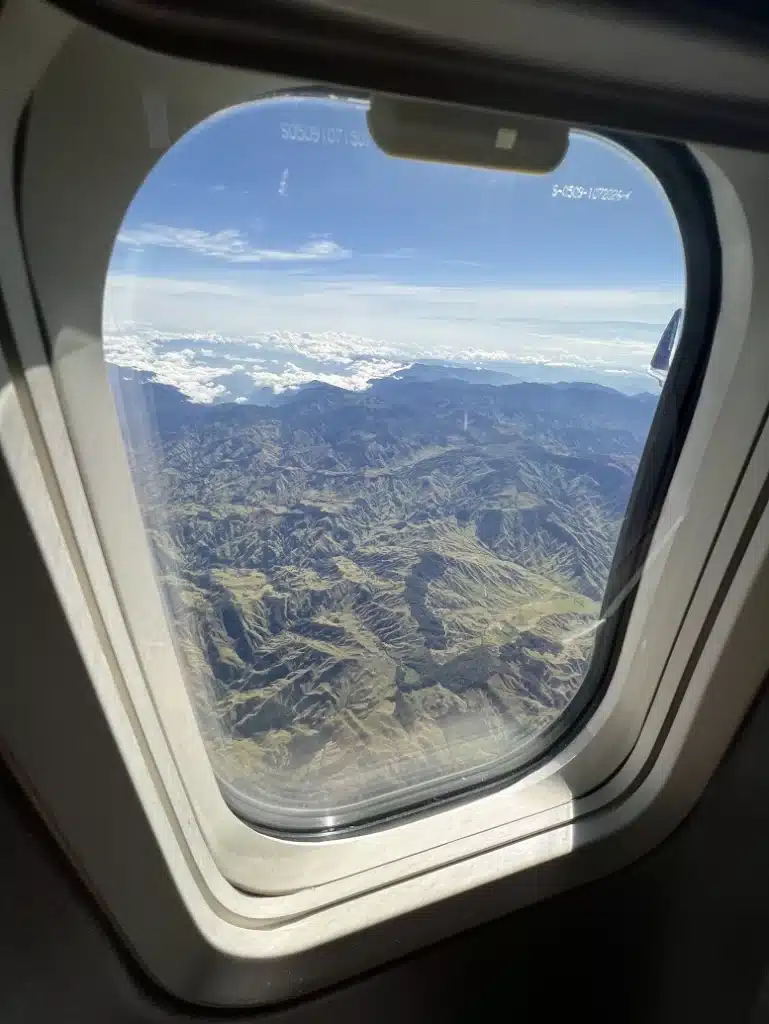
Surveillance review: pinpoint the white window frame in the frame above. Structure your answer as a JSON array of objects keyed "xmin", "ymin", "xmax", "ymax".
[{"xmin": 2, "ymin": 0, "xmax": 769, "ymax": 1007}]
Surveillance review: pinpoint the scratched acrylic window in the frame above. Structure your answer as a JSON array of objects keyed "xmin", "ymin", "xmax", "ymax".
[{"xmin": 104, "ymin": 95, "xmax": 686, "ymax": 829}]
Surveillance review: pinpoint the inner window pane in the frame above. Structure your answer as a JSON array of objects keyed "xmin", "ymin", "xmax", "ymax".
[{"xmin": 105, "ymin": 95, "xmax": 686, "ymax": 829}]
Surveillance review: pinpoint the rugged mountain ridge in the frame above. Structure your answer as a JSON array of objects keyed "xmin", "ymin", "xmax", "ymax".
[{"xmin": 113, "ymin": 366, "xmax": 657, "ymax": 809}]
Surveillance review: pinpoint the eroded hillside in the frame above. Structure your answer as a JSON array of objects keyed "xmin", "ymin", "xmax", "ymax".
[{"xmin": 115, "ymin": 368, "xmax": 656, "ymax": 812}]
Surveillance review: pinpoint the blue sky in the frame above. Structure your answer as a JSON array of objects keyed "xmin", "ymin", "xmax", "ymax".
[{"xmin": 104, "ymin": 95, "xmax": 686, "ymax": 402}]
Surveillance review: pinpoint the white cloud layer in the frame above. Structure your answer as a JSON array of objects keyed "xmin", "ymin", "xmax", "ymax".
[
  {"xmin": 248, "ymin": 359, "xmax": 407, "ymax": 393},
  {"xmin": 106, "ymin": 272, "xmax": 681, "ymax": 342},
  {"xmin": 106, "ymin": 335, "xmax": 232, "ymax": 403},
  {"xmin": 116, "ymin": 224, "xmax": 351, "ymax": 264},
  {"xmin": 103, "ymin": 271, "xmax": 684, "ymax": 402}
]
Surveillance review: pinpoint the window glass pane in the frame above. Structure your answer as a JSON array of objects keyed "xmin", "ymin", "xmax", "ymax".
[{"xmin": 105, "ymin": 95, "xmax": 686, "ymax": 829}]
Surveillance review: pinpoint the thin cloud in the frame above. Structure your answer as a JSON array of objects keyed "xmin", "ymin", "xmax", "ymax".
[
  {"xmin": 301, "ymin": 238, "xmax": 346, "ymax": 257},
  {"xmin": 379, "ymin": 250, "xmax": 481, "ymax": 267},
  {"xmin": 116, "ymin": 223, "xmax": 351, "ymax": 264}
]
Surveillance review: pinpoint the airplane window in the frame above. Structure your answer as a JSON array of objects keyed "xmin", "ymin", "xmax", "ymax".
[{"xmin": 104, "ymin": 95, "xmax": 686, "ymax": 830}]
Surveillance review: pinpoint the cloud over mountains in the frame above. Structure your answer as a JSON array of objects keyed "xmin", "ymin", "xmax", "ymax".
[{"xmin": 103, "ymin": 268, "xmax": 682, "ymax": 402}]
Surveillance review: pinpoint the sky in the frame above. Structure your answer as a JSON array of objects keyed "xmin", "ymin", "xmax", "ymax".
[{"xmin": 104, "ymin": 95, "xmax": 686, "ymax": 403}]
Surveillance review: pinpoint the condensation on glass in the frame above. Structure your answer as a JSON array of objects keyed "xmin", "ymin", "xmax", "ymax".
[{"xmin": 104, "ymin": 93, "xmax": 686, "ymax": 830}]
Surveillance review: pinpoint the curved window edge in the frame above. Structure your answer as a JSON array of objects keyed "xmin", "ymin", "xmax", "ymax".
[
  {"xmin": 6, "ymin": 13, "xmax": 763, "ymax": 913},
  {"xmin": 0, "ymin": 6, "xmax": 767, "ymax": 1007},
  {"xmin": 100, "ymin": 93, "xmax": 712, "ymax": 835}
]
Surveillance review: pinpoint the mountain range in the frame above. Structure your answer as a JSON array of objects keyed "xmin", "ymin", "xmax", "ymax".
[{"xmin": 111, "ymin": 364, "xmax": 657, "ymax": 814}]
